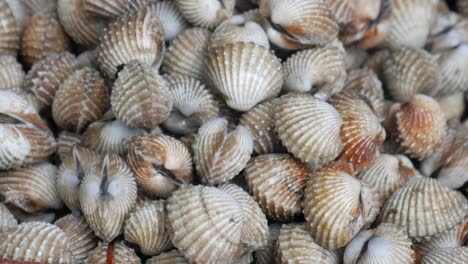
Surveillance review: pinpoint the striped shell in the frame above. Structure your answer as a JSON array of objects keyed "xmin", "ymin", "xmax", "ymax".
[
  {"xmin": 245, "ymin": 154, "xmax": 309, "ymax": 221},
  {"xmin": 146, "ymin": 250, "xmax": 188, "ymax": 264},
  {"xmin": 378, "ymin": 177, "xmax": 467, "ymax": 238},
  {"xmin": 4, "ymin": 205, "xmax": 55, "ymax": 223},
  {"xmin": 193, "ymin": 117, "xmax": 253, "ymax": 185},
  {"xmin": 56, "ymin": 131, "xmax": 81, "ymax": 161},
  {"xmin": 0, "ymin": 55, "xmax": 24, "ymax": 92},
  {"xmin": 303, "ymin": 161, "xmax": 383, "ymax": 249},
  {"xmin": 0, "ymin": 0, "xmax": 20, "ymax": 55},
  {"xmin": 127, "ymin": 134, "xmax": 193, "ymax": 198},
  {"xmin": 205, "ymin": 42, "xmax": 283, "ymax": 111},
  {"xmin": 150, "ymin": 0, "xmax": 189, "ymax": 41},
  {"xmin": 111, "ymin": 60, "xmax": 172, "ymax": 131},
  {"xmin": 426, "ymin": 11, "xmax": 467, "ymax": 52},
  {"xmin": 274, "ymin": 93, "xmax": 343, "ymax": 166},
  {"xmin": 435, "ymin": 44, "xmax": 468, "ymax": 96},
  {"xmin": 79, "ymin": 153, "xmax": 137, "ymax": 241},
  {"xmin": 84, "ymin": 241, "xmax": 141, "ymax": 264},
  {"xmin": 436, "ymin": 136, "xmax": 468, "ymax": 189},
  {"xmin": 175, "ymin": 0, "xmax": 235, "ymax": 29},
  {"xmin": 417, "ymin": 217, "xmax": 467, "ymax": 253},
  {"xmin": 252, "ymin": 224, "xmax": 281, "ymax": 264},
  {"xmin": 0, "ymin": 203, "xmax": 17, "ymax": 234},
  {"xmin": 420, "ymin": 247, "xmax": 468, "ymax": 264},
  {"xmin": 83, "ymin": 0, "xmax": 148, "ymax": 18}
]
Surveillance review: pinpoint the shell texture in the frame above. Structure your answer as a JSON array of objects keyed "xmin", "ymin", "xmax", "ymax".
[
  {"xmin": 83, "ymin": 0, "xmax": 148, "ymax": 18},
  {"xmin": 146, "ymin": 250, "xmax": 188, "ymax": 264},
  {"xmin": 426, "ymin": 10, "xmax": 468, "ymax": 52},
  {"xmin": 175, "ymin": 0, "xmax": 235, "ymax": 29},
  {"xmin": 420, "ymin": 247, "xmax": 468, "ymax": 264},
  {"xmin": 57, "ymin": 132, "xmax": 81, "ymax": 159},
  {"xmin": 23, "ymin": 0, "xmax": 57, "ymax": 14},
  {"xmin": 436, "ymin": 92, "xmax": 465, "ymax": 121},
  {"xmin": 0, "ymin": 0, "xmax": 20, "ymax": 56},
  {"xmin": 4, "ymin": 204, "xmax": 55, "ymax": 223},
  {"xmin": 417, "ymin": 217, "xmax": 467, "ymax": 253},
  {"xmin": 436, "ymin": 44, "xmax": 468, "ymax": 96},
  {"xmin": 0, "ymin": 55, "xmax": 24, "ymax": 92},
  {"xmin": 252, "ymin": 224, "xmax": 281, "ymax": 264},
  {"xmin": 84, "ymin": 241, "xmax": 141, "ymax": 264},
  {"xmin": 150, "ymin": 0, "xmax": 189, "ymax": 41},
  {"xmin": 0, "ymin": 203, "xmax": 17, "ymax": 234}
]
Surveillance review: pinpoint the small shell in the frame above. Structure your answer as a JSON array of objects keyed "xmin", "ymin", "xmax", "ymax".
[
  {"xmin": 150, "ymin": 0, "xmax": 189, "ymax": 41},
  {"xmin": 274, "ymin": 93, "xmax": 343, "ymax": 166},
  {"xmin": 435, "ymin": 44, "xmax": 468, "ymax": 96},
  {"xmin": 111, "ymin": 60, "xmax": 172, "ymax": 131},
  {"xmin": 146, "ymin": 250, "xmax": 188, "ymax": 264},
  {"xmin": 244, "ymin": 154, "xmax": 309, "ymax": 221},
  {"xmin": 97, "ymin": 7, "xmax": 165, "ymax": 78},
  {"xmin": 56, "ymin": 131, "xmax": 82, "ymax": 161},
  {"xmin": 79, "ymin": 153, "xmax": 137, "ymax": 241},
  {"xmin": 0, "ymin": 55, "xmax": 24, "ymax": 92},
  {"xmin": 378, "ymin": 177, "xmax": 467, "ymax": 238},
  {"xmin": 303, "ymin": 161, "xmax": 383, "ymax": 249},
  {"xmin": 0, "ymin": 162, "xmax": 63, "ymax": 213},
  {"xmin": 124, "ymin": 200, "xmax": 172, "ymax": 256},
  {"xmin": 0, "ymin": 222, "xmax": 74, "ymax": 264},
  {"xmin": 84, "ymin": 241, "xmax": 141, "ymax": 264},
  {"xmin": 0, "ymin": 0, "xmax": 20, "ymax": 56},
  {"xmin": 416, "ymin": 217, "xmax": 467, "ymax": 253},
  {"xmin": 420, "ymin": 247, "xmax": 468, "ymax": 264},
  {"xmin": 162, "ymin": 28, "xmax": 211, "ymax": 80},
  {"xmin": 344, "ymin": 223, "xmax": 414, "ymax": 264},
  {"xmin": 127, "ymin": 134, "xmax": 193, "ymax": 198},
  {"xmin": 0, "ymin": 203, "xmax": 17, "ymax": 234},
  {"xmin": 205, "ymin": 42, "xmax": 283, "ymax": 111},
  {"xmin": 175, "ymin": 0, "xmax": 235, "ymax": 29},
  {"xmin": 52, "ymin": 67, "xmax": 109, "ymax": 133},
  {"xmin": 55, "ymin": 214, "xmax": 98, "ymax": 263},
  {"xmin": 194, "ymin": 117, "xmax": 253, "ymax": 185},
  {"xmin": 436, "ymin": 93, "xmax": 465, "ymax": 121},
  {"xmin": 252, "ymin": 224, "xmax": 281, "ymax": 264}
]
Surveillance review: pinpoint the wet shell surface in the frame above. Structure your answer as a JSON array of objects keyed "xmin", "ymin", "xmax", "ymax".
[
  {"xmin": 0, "ymin": 55, "xmax": 24, "ymax": 92},
  {"xmin": 435, "ymin": 44, "xmax": 468, "ymax": 96},
  {"xmin": 83, "ymin": 0, "xmax": 148, "ymax": 18},
  {"xmin": 274, "ymin": 93, "xmax": 343, "ymax": 166},
  {"xmin": 252, "ymin": 224, "xmax": 281, "ymax": 264},
  {"xmin": 193, "ymin": 117, "xmax": 253, "ymax": 185},
  {"xmin": 150, "ymin": 0, "xmax": 189, "ymax": 41},
  {"xmin": 420, "ymin": 247, "xmax": 468, "ymax": 264},
  {"xmin": 205, "ymin": 42, "xmax": 283, "ymax": 111},
  {"xmin": 175, "ymin": 0, "xmax": 235, "ymax": 29},
  {"xmin": 378, "ymin": 177, "xmax": 467, "ymax": 238},
  {"xmin": 0, "ymin": 0, "xmax": 20, "ymax": 56},
  {"xmin": 84, "ymin": 241, "xmax": 141, "ymax": 264},
  {"xmin": 0, "ymin": 203, "xmax": 17, "ymax": 234},
  {"xmin": 146, "ymin": 250, "xmax": 188, "ymax": 264}
]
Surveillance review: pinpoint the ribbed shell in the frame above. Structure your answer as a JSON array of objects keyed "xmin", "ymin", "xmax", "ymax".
[
  {"xmin": 0, "ymin": 0, "xmax": 20, "ymax": 56},
  {"xmin": 111, "ymin": 60, "xmax": 172, "ymax": 131},
  {"xmin": 84, "ymin": 241, "xmax": 141, "ymax": 264},
  {"xmin": 252, "ymin": 224, "xmax": 281, "ymax": 264},
  {"xmin": 344, "ymin": 223, "xmax": 414, "ymax": 264},
  {"xmin": 420, "ymin": 247, "xmax": 468, "ymax": 264},
  {"xmin": 124, "ymin": 200, "xmax": 172, "ymax": 256},
  {"xmin": 24, "ymin": 52, "xmax": 77, "ymax": 109},
  {"xmin": 0, "ymin": 55, "xmax": 24, "ymax": 92},
  {"xmin": 436, "ymin": 44, "xmax": 468, "ymax": 96},
  {"xmin": 274, "ymin": 93, "xmax": 343, "ymax": 166},
  {"xmin": 378, "ymin": 177, "xmax": 467, "ymax": 238},
  {"xmin": 303, "ymin": 162, "xmax": 383, "ymax": 249},
  {"xmin": 175, "ymin": 0, "xmax": 235, "ymax": 29},
  {"xmin": 166, "ymin": 185, "xmax": 244, "ymax": 263},
  {"xmin": 127, "ymin": 134, "xmax": 193, "ymax": 198},
  {"xmin": 97, "ymin": 7, "xmax": 165, "ymax": 78},
  {"xmin": 55, "ymin": 214, "xmax": 98, "ymax": 263},
  {"xmin": 52, "ymin": 67, "xmax": 109, "ymax": 132},
  {"xmin": 79, "ymin": 153, "xmax": 137, "ymax": 241},
  {"xmin": 150, "ymin": 0, "xmax": 189, "ymax": 41},
  {"xmin": 245, "ymin": 154, "xmax": 309, "ymax": 221},
  {"xmin": 162, "ymin": 28, "xmax": 211, "ymax": 80},
  {"xmin": 417, "ymin": 217, "xmax": 467, "ymax": 253},
  {"xmin": 436, "ymin": 137, "xmax": 468, "ymax": 189},
  {"xmin": 325, "ymin": 0, "xmax": 354, "ymax": 25},
  {"xmin": 56, "ymin": 131, "xmax": 82, "ymax": 161},
  {"xmin": 425, "ymin": 10, "xmax": 467, "ymax": 52},
  {"xmin": 83, "ymin": 0, "xmax": 148, "ymax": 18},
  {"xmin": 0, "ymin": 162, "xmax": 63, "ymax": 213},
  {"xmin": 193, "ymin": 117, "xmax": 253, "ymax": 185},
  {"xmin": 5, "ymin": 205, "xmax": 55, "ymax": 223},
  {"xmin": 146, "ymin": 250, "xmax": 188, "ymax": 264},
  {"xmin": 0, "ymin": 222, "xmax": 74, "ymax": 264},
  {"xmin": 283, "ymin": 44, "xmax": 346, "ymax": 100},
  {"xmin": 0, "ymin": 203, "xmax": 17, "ymax": 234}
]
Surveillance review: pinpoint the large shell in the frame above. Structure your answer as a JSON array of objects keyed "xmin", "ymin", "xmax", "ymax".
[
  {"xmin": 84, "ymin": 241, "xmax": 141, "ymax": 264},
  {"xmin": 150, "ymin": 0, "xmax": 189, "ymax": 41},
  {"xmin": 97, "ymin": 7, "xmax": 165, "ymax": 78},
  {"xmin": 79, "ymin": 153, "xmax": 137, "ymax": 241},
  {"xmin": 303, "ymin": 161, "xmax": 383, "ymax": 249},
  {"xmin": 166, "ymin": 185, "xmax": 244, "ymax": 263},
  {"xmin": 175, "ymin": 0, "xmax": 235, "ymax": 29},
  {"xmin": 0, "ymin": 203, "xmax": 17, "ymax": 234},
  {"xmin": 245, "ymin": 154, "xmax": 309, "ymax": 221},
  {"xmin": 420, "ymin": 247, "xmax": 468, "ymax": 264},
  {"xmin": 0, "ymin": 55, "xmax": 24, "ymax": 92},
  {"xmin": 83, "ymin": 0, "xmax": 148, "ymax": 18},
  {"xmin": 127, "ymin": 134, "xmax": 193, "ymax": 198},
  {"xmin": 252, "ymin": 224, "xmax": 281, "ymax": 264},
  {"xmin": 0, "ymin": 222, "xmax": 74, "ymax": 263},
  {"xmin": 416, "ymin": 217, "xmax": 467, "ymax": 253},
  {"xmin": 344, "ymin": 223, "xmax": 414, "ymax": 264},
  {"xmin": 274, "ymin": 93, "xmax": 343, "ymax": 166},
  {"xmin": 0, "ymin": 0, "xmax": 20, "ymax": 56},
  {"xmin": 193, "ymin": 117, "xmax": 253, "ymax": 185},
  {"xmin": 378, "ymin": 177, "xmax": 467, "ymax": 238},
  {"xmin": 146, "ymin": 250, "xmax": 188, "ymax": 264},
  {"xmin": 111, "ymin": 60, "xmax": 172, "ymax": 131},
  {"xmin": 205, "ymin": 42, "xmax": 283, "ymax": 111},
  {"xmin": 435, "ymin": 44, "xmax": 468, "ymax": 96}
]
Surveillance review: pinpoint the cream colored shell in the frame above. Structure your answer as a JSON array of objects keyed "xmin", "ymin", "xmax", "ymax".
[
  {"xmin": 0, "ymin": 0, "xmax": 20, "ymax": 56},
  {"xmin": 83, "ymin": 0, "xmax": 148, "ymax": 18},
  {"xmin": 417, "ymin": 217, "xmax": 467, "ymax": 253},
  {"xmin": 0, "ymin": 202, "xmax": 17, "ymax": 234},
  {"xmin": 436, "ymin": 44, "xmax": 468, "ymax": 96},
  {"xmin": 150, "ymin": 0, "xmax": 189, "ymax": 41},
  {"xmin": 0, "ymin": 55, "xmax": 24, "ymax": 92},
  {"xmin": 420, "ymin": 247, "xmax": 468, "ymax": 264},
  {"xmin": 175, "ymin": 0, "xmax": 235, "ymax": 29}
]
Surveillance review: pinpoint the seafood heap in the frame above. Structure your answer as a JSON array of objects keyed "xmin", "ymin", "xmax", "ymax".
[{"xmin": 0, "ymin": 0, "xmax": 467, "ymax": 263}]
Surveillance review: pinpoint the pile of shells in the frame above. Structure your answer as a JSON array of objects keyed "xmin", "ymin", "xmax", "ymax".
[{"xmin": 0, "ymin": 0, "xmax": 467, "ymax": 263}]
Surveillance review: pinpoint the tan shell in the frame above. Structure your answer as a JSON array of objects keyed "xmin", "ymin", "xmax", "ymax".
[
  {"xmin": 22, "ymin": 0, "xmax": 57, "ymax": 15},
  {"xmin": 436, "ymin": 93, "xmax": 465, "ymax": 120},
  {"xmin": 55, "ymin": 214, "xmax": 98, "ymax": 263},
  {"xmin": 344, "ymin": 223, "xmax": 414, "ymax": 264},
  {"xmin": 4, "ymin": 204, "xmax": 55, "ymax": 223},
  {"xmin": 0, "ymin": 203, "xmax": 17, "ymax": 234},
  {"xmin": 0, "ymin": 222, "xmax": 74, "ymax": 264},
  {"xmin": 150, "ymin": 0, "xmax": 189, "ymax": 41},
  {"xmin": 84, "ymin": 241, "xmax": 141, "ymax": 264},
  {"xmin": 24, "ymin": 52, "xmax": 77, "ymax": 110},
  {"xmin": 79, "ymin": 153, "xmax": 137, "ymax": 241},
  {"xmin": 252, "ymin": 224, "xmax": 281, "ymax": 264},
  {"xmin": 124, "ymin": 200, "xmax": 172, "ymax": 256},
  {"xmin": 378, "ymin": 177, "xmax": 467, "ymax": 238},
  {"xmin": 193, "ymin": 117, "xmax": 253, "ymax": 185},
  {"xmin": 245, "ymin": 154, "xmax": 309, "ymax": 221},
  {"xmin": 162, "ymin": 28, "xmax": 211, "ymax": 80},
  {"xmin": 175, "ymin": 0, "xmax": 235, "ymax": 29},
  {"xmin": 97, "ymin": 7, "xmax": 165, "ymax": 78},
  {"xmin": 166, "ymin": 185, "xmax": 244, "ymax": 263},
  {"xmin": 56, "ymin": 131, "xmax": 82, "ymax": 161},
  {"xmin": 52, "ymin": 67, "xmax": 109, "ymax": 133},
  {"xmin": 146, "ymin": 250, "xmax": 188, "ymax": 264},
  {"xmin": 420, "ymin": 247, "xmax": 468, "ymax": 264},
  {"xmin": 0, "ymin": 162, "xmax": 63, "ymax": 213},
  {"xmin": 344, "ymin": 47, "xmax": 368, "ymax": 70},
  {"xmin": 0, "ymin": 55, "xmax": 24, "ymax": 92},
  {"xmin": 83, "ymin": 0, "xmax": 148, "ymax": 18},
  {"xmin": 435, "ymin": 44, "xmax": 468, "ymax": 96},
  {"xmin": 417, "ymin": 217, "xmax": 467, "ymax": 253},
  {"xmin": 0, "ymin": 0, "xmax": 20, "ymax": 56},
  {"xmin": 111, "ymin": 60, "xmax": 172, "ymax": 131},
  {"xmin": 127, "ymin": 134, "xmax": 193, "ymax": 198},
  {"xmin": 325, "ymin": 0, "xmax": 354, "ymax": 25},
  {"xmin": 303, "ymin": 161, "xmax": 383, "ymax": 249},
  {"xmin": 283, "ymin": 44, "xmax": 346, "ymax": 100},
  {"xmin": 274, "ymin": 93, "xmax": 343, "ymax": 166}
]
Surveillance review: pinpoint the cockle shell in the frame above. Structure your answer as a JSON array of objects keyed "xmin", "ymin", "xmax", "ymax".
[
  {"xmin": 79, "ymin": 153, "xmax": 137, "ymax": 241},
  {"xmin": 146, "ymin": 250, "xmax": 188, "ymax": 264},
  {"xmin": 83, "ymin": 0, "xmax": 148, "ymax": 18},
  {"xmin": 127, "ymin": 134, "xmax": 193, "ymax": 198},
  {"xmin": 344, "ymin": 223, "xmax": 414, "ymax": 264},
  {"xmin": 436, "ymin": 93, "xmax": 465, "ymax": 121},
  {"xmin": 325, "ymin": 0, "xmax": 354, "ymax": 25},
  {"xmin": 175, "ymin": 0, "xmax": 235, "ymax": 29},
  {"xmin": 22, "ymin": 0, "xmax": 57, "ymax": 15},
  {"xmin": 84, "ymin": 241, "xmax": 141, "ymax": 264},
  {"xmin": 435, "ymin": 138, "xmax": 468, "ymax": 189},
  {"xmin": 0, "ymin": 0, "xmax": 20, "ymax": 56},
  {"xmin": 0, "ymin": 203, "xmax": 17, "ymax": 234},
  {"xmin": 150, "ymin": 0, "xmax": 189, "ymax": 41},
  {"xmin": 378, "ymin": 177, "xmax": 467, "ymax": 238},
  {"xmin": 193, "ymin": 117, "xmax": 253, "ymax": 185},
  {"xmin": 97, "ymin": 7, "xmax": 165, "ymax": 78},
  {"xmin": 283, "ymin": 44, "xmax": 346, "ymax": 100},
  {"xmin": 111, "ymin": 60, "xmax": 172, "ymax": 131},
  {"xmin": 303, "ymin": 161, "xmax": 383, "ymax": 249},
  {"xmin": 244, "ymin": 154, "xmax": 309, "ymax": 221},
  {"xmin": 4, "ymin": 204, "xmax": 55, "ymax": 223},
  {"xmin": 252, "ymin": 224, "xmax": 280, "ymax": 264},
  {"xmin": 274, "ymin": 93, "xmax": 343, "ymax": 166},
  {"xmin": 124, "ymin": 200, "xmax": 172, "ymax": 256},
  {"xmin": 416, "ymin": 217, "xmax": 467, "ymax": 253},
  {"xmin": 0, "ymin": 222, "xmax": 74, "ymax": 264},
  {"xmin": 52, "ymin": 67, "xmax": 109, "ymax": 133},
  {"xmin": 420, "ymin": 247, "xmax": 468, "ymax": 264},
  {"xmin": 56, "ymin": 131, "xmax": 82, "ymax": 161},
  {"xmin": 344, "ymin": 47, "xmax": 368, "ymax": 70},
  {"xmin": 0, "ymin": 55, "xmax": 24, "ymax": 92},
  {"xmin": 426, "ymin": 11, "xmax": 468, "ymax": 52},
  {"xmin": 435, "ymin": 44, "xmax": 468, "ymax": 96}
]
